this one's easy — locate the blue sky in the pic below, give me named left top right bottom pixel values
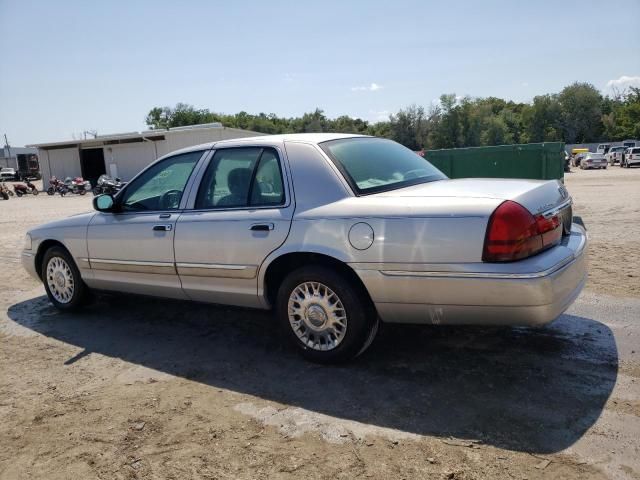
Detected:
left=1, top=0, right=639, bottom=146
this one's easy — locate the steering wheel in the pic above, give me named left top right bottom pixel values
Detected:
left=159, top=189, right=182, bottom=210
left=404, top=169, right=428, bottom=180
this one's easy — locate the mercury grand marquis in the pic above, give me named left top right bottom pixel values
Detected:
left=22, top=134, right=587, bottom=363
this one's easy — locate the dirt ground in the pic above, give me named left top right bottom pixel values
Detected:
left=0, top=168, right=639, bottom=480
left=566, top=167, right=640, bottom=298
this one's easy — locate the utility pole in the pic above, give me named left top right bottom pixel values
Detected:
left=3, top=134, right=17, bottom=171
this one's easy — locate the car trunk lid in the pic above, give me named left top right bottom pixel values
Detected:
left=374, top=178, right=570, bottom=216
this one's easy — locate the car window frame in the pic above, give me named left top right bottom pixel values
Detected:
left=112, top=150, right=208, bottom=215
left=189, top=145, right=289, bottom=212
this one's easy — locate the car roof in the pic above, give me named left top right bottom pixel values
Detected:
left=168, top=133, right=369, bottom=156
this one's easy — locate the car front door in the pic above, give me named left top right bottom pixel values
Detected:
left=85, top=150, right=206, bottom=298
left=174, top=145, right=293, bottom=307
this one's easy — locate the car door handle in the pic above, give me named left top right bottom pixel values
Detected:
left=250, top=223, right=274, bottom=231
left=153, top=224, right=173, bottom=231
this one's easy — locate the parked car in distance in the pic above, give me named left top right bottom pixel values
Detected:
left=606, top=146, right=626, bottom=165
left=572, top=152, right=588, bottom=167
left=622, top=139, right=639, bottom=150
left=0, top=167, right=17, bottom=181
left=596, top=144, right=611, bottom=154
left=622, top=147, right=640, bottom=168
left=21, top=134, right=587, bottom=363
left=580, top=152, right=607, bottom=169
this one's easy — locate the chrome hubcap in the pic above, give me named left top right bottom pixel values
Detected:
left=288, top=281, right=347, bottom=351
left=46, top=257, right=74, bottom=304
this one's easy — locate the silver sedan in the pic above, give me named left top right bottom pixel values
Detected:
left=22, top=134, right=587, bottom=363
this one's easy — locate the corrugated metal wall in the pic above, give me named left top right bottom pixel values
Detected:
left=39, top=147, right=82, bottom=182
left=102, top=142, right=157, bottom=181
left=424, top=142, right=565, bottom=180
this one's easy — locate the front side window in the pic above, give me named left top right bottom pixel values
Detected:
left=195, top=147, right=285, bottom=209
left=320, top=137, right=446, bottom=195
left=120, top=151, right=203, bottom=211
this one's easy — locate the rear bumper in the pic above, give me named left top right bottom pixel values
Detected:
left=352, top=224, right=588, bottom=326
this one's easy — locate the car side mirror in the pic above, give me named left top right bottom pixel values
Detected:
left=93, top=194, right=115, bottom=212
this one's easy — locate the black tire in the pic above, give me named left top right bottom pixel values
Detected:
left=32, top=189, right=39, bottom=196
left=1, top=191, right=8, bottom=200
left=15, top=191, right=23, bottom=197
left=41, top=246, right=90, bottom=311
left=47, top=187, right=55, bottom=195
left=276, top=265, right=379, bottom=364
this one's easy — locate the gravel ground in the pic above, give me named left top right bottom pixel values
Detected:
left=0, top=168, right=638, bottom=480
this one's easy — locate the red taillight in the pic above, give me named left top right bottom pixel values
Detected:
left=483, top=200, right=562, bottom=262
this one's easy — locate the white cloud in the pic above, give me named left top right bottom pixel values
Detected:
left=605, top=75, right=640, bottom=92
left=351, top=82, right=383, bottom=92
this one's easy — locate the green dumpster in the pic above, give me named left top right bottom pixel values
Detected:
left=423, top=142, right=565, bottom=180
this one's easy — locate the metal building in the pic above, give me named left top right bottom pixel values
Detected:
left=29, top=123, right=263, bottom=185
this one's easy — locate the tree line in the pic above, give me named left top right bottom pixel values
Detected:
left=146, top=82, right=640, bottom=151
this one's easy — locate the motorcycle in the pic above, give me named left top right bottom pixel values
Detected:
left=0, top=182, right=11, bottom=200
left=47, top=176, right=65, bottom=196
left=64, top=176, right=91, bottom=195
left=13, top=179, right=40, bottom=197
left=92, top=174, right=125, bottom=196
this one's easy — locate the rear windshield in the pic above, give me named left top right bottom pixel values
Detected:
left=588, top=154, right=605, bottom=159
left=320, top=137, right=446, bottom=195
left=611, top=147, right=625, bottom=152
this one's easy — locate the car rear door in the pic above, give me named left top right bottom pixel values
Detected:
left=86, top=150, right=206, bottom=298
left=174, top=145, right=294, bottom=307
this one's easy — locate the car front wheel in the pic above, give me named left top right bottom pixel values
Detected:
left=277, top=266, right=379, bottom=363
left=42, top=246, right=89, bottom=310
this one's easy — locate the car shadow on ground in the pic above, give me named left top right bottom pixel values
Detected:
left=8, top=293, right=618, bottom=454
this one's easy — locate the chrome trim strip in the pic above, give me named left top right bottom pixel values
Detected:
left=381, top=256, right=575, bottom=280
left=21, top=252, right=34, bottom=257
left=176, top=263, right=257, bottom=279
left=77, top=257, right=91, bottom=269
left=540, top=198, right=572, bottom=219
left=176, top=262, right=247, bottom=270
left=89, top=258, right=176, bottom=274
left=91, top=259, right=174, bottom=267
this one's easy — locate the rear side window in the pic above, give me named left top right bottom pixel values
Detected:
left=195, top=147, right=285, bottom=209
left=632, top=148, right=640, bottom=154
left=320, top=137, right=446, bottom=195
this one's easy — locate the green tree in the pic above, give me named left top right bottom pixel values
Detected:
left=557, top=82, right=603, bottom=143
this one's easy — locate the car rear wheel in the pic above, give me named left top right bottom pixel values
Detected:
left=42, top=246, right=90, bottom=310
left=276, top=265, right=379, bottom=364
